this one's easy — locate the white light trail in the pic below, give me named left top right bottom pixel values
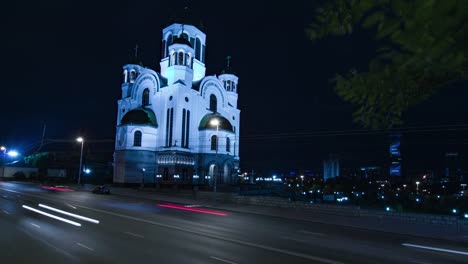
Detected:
left=65, top=204, right=77, bottom=209
left=22, top=205, right=81, bottom=227
left=77, top=243, right=94, bottom=251
left=38, top=204, right=99, bottom=224
left=402, top=243, right=468, bottom=256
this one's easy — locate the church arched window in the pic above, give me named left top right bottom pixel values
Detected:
left=211, top=135, right=218, bottom=151
left=130, top=70, right=136, bottom=82
left=209, top=94, right=217, bottom=112
left=162, top=40, right=166, bottom=58
left=171, top=52, right=176, bottom=66
left=142, top=88, right=149, bottom=106
left=178, top=52, right=184, bottom=65
left=185, top=53, right=190, bottom=67
left=166, top=34, right=173, bottom=57
left=134, top=131, right=142, bottom=147
left=195, top=38, right=201, bottom=60
left=181, top=33, right=188, bottom=40
left=226, top=80, right=231, bottom=91
left=226, top=137, right=231, bottom=152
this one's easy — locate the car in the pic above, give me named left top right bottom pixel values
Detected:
left=92, top=185, right=110, bottom=194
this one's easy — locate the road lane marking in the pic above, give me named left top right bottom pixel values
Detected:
left=39, top=204, right=99, bottom=224
left=2, top=195, right=7, bottom=198
left=31, top=223, right=41, bottom=228
left=299, top=230, right=325, bottom=236
left=410, top=260, right=431, bottom=264
left=20, top=228, right=78, bottom=262
left=210, top=256, right=238, bottom=264
left=124, top=232, right=144, bottom=238
left=74, top=204, right=343, bottom=264
left=2, top=210, right=10, bottom=214
left=402, top=243, right=468, bottom=256
left=22, top=205, right=82, bottom=227
left=77, top=243, right=94, bottom=251
left=66, top=204, right=77, bottom=209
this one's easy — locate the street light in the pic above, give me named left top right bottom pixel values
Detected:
left=76, top=137, right=84, bottom=185
left=210, top=118, right=220, bottom=206
left=416, top=181, right=420, bottom=194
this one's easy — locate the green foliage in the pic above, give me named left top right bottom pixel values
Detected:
left=306, top=0, right=468, bottom=128
left=24, top=152, right=50, bottom=168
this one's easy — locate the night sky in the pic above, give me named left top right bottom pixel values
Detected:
left=2, top=0, right=467, bottom=174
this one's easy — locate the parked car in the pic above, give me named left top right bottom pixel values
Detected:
left=92, top=185, right=110, bottom=194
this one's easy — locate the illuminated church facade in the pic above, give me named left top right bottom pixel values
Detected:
left=113, top=22, right=240, bottom=185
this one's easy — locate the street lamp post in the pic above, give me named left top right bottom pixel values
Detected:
left=416, top=181, right=420, bottom=194
left=1, top=146, right=6, bottom=164
left=76, top=137, right=84, bottom=185
left=210, top=118, right=220, bottom=206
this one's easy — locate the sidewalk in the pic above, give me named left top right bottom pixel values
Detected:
left=77, top=184, right=468, bottom=243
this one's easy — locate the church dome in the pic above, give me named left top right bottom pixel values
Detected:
left=121, top=108, right=158, bottom=127
left=198, top=113, right=233, bottom=132
left=172, top=36, right=192, bottom=47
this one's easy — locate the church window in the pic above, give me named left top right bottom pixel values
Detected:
left=133, top=131, right=142, bottom=147
left=167, top=34, right=173, bottom=46
left=209, top=94, right=217, bottom=112
left=195, top=38, right=201, bottom=60
left=190, top=37, right=195, bottom=47
left=162, top=40, right=166, bottom=57
left=185, top=53, right=190, bottom=67
left=181, top=33, right=188, bottom=40
left=169, top=108, right=174, bottom=146
left=130, top=71, right=136, bottom=82
left=223, top=80, right=226, bottom=89
left=211, top=135, right=218, bottom=151
left=202, top=45, right=206, bottom=63
left=185, top=97, right=189, bottom=102
left=181, top=109, right=186, bottom=148
left=178, top=52, right=184, bottom=65
left=171, top=52, right=176, bottom=66
left=227, top=80, right=231, bottom=91
left=142, top=88, right=150, bottom=105
left=226, top=137, right=231, bottom=152
left=185, top=110, right=190, bottom=148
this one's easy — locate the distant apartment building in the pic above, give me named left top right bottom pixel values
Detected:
left=389, top=134, right=402, bottom=177
left=324, top=155, right=340, bottom=181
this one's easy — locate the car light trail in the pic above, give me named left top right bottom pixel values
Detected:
left=40, top=186, right=74, bottom=192
left=157, top=204, right=229, bottom=216
left=39, top=204, right=99, bottom=224
left=22, top=205, right=81, bottom=227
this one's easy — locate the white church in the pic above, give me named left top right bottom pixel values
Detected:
left=113, top=21, right=240, bottom=186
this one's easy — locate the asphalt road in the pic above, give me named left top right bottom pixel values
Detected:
left=1, top=182, right=467, bottom=264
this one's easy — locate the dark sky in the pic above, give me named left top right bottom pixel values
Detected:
left=2, top=0, right=467, bottom=174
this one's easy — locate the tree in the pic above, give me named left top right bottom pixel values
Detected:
left=306, top=0, right=468, bottom=128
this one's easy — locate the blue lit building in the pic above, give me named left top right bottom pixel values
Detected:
left=389, top=134, right=401, bottom=177
left=113, top=20, right=240, bottom=185
left=324, top=155, right=340, bottom=181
